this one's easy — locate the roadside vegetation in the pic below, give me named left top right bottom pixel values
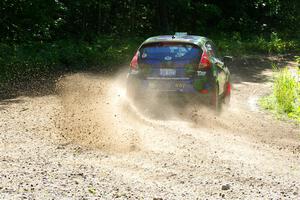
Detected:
left=0, top=0, right=299, bottom=92
left=1, top=33, right=299, bottom=88
left=260, top=58, right=300, bottom=123
left=0, top=37, right=142, bottom=87
left=214, top=32, right=299, bottom=56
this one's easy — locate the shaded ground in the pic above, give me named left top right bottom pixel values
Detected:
left=0, top=55, right=299, bottom=199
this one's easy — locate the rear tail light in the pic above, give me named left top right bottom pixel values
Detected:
left=199, top=51, right=211, bottom=69
left=199, top=89, right=209, bottom=94
left=130, top=51, right=139, bottom=71
left=199, top=83, right=210, bottom=94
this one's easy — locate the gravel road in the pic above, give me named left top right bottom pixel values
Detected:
left=0, top=55, right=299, bottom=199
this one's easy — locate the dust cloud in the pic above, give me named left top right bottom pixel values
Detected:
left=54, top=71, right=227, bottom=152
left=55, top=72, right=139, bottom=152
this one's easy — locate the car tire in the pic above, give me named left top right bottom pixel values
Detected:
left=210, top=82, right=222, bottom=113
left=223, top=81, right=231, bottom=106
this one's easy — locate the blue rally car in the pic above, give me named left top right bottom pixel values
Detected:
left=127, top=33, right=232, bottom=111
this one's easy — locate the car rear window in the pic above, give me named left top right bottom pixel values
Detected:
left=139, top=42, right=202, bottom=63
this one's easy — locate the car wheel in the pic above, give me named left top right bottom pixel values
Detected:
left=223, top=81, right=231, bottom=106
left=210, top=82, right=222, bottom=112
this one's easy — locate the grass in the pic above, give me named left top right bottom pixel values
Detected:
left=260, top=63, right=300, bottom=123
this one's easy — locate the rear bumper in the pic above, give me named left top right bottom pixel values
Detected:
left=143, top=77, right=197, bottom=93
left=127, top=73, right=213, bottom=94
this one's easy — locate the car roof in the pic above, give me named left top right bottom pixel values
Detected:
left=141, top=35, right=209, bottom=47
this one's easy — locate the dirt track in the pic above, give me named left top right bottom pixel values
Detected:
left=0, top=55, right=299, bottom=199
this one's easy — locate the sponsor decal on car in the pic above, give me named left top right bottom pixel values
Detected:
left=164, top=56, right=172, bottom=61
left=160, top=68, right=176, bottom=76
left=197, top=71, right=206, bottom=76
left=175, top=82, right=185, bottom=89
left=142, top=53, right=147, bottom=58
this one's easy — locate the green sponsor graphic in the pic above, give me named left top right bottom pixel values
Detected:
left=184, top=65, right=195, bottom=76
left=193, top=77, right=207, bottom=90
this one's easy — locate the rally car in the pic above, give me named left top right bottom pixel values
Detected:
left=127, top=33, right=232, bottom=111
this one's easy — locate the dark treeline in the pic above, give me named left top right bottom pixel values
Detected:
left=1, top=0, right=299, bottom=42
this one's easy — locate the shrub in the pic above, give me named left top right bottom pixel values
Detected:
left=0, top=36, right=142, bottom=87
left=268, top=32, right=296, bottom=53
left=260, top=66, right=300, bottom=122
left=274, top=68, right=298, bottom=113
left=214, top=32, right=299, bottom=56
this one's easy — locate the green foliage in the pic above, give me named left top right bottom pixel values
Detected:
left=0, top=0, right=299, bottom=95
left=1, top=32, right=298, bottom=88
left=214, top=32, right=299, bottom=56
left=0, top=0, right=299, bottom=41
left=267, top=32, right=296, bottom=52
left=260, top=66, right=300, bottom=123
left=274, top=68, right=298, bottom=113
left=295, top=56, right=300, bottom=67
left=0, top=36, right=142, bottom=86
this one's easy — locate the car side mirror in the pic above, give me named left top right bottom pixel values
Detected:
left=223, top=56, right=233, bottom=64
